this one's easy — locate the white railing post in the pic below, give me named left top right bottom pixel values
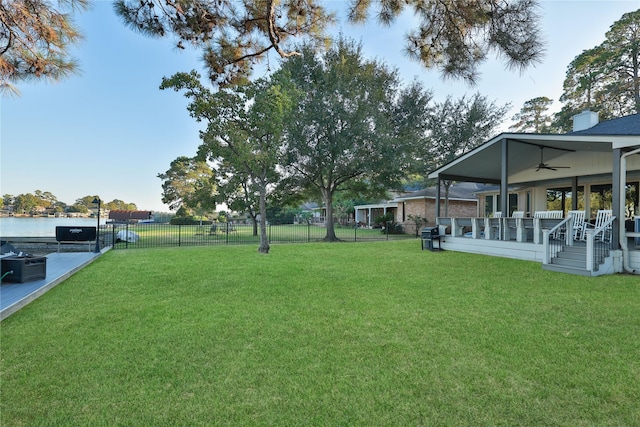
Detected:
left=471, top=218, right=481, bottom=239
left=585, top=230, right=594, bottom=272
left=534, top=218, right=542, bottom=244
left=543, top=229, right=551, bottom=264
left=516, top=218, right=525, bottom=242
left=566, top=216, right=574, bottom=246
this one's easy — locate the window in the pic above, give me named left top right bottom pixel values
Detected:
left=485, top=195, right=493, bottom=216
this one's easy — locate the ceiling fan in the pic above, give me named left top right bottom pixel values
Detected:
left=535, top=146, right=570, bottom=171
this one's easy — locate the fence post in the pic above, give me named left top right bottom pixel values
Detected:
left=178, top=224, right=181, bottom=247
left=226, top=223, right=229, bottom=245
left=354, top=224, right=357, bottom=242
left=308, top=222, right=310, bottom=242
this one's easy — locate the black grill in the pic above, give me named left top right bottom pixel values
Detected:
left=421, top=227, right=442, bottom=251
left=421, top=227, right=439, bottom=239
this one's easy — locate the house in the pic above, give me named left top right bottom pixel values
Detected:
left=427, top=111, right=640, bottom=276
left=108, top=210, right=154, bottom=223
left=392, top=182, right=490, bottom=235
left=354, top=200, right=398, bottom=228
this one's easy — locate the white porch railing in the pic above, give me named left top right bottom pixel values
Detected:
left=584, top=216, right=615, bottom=272
left=438, top=215, right=617, bottom=274
left=542, top=216, right=574, bottom=264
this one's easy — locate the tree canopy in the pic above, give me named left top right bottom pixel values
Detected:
left=115, top=0, right=544, bottom=86
left=0, top=0, right=89, bottom=95
left=278, top=38, right=432, bottom=241
left=419, top=93, right=509, bottom=214
left=556, top=9, right=640, bottom=129
left=157, top=155, right=216, bottom=212
left=510, top=96, right=554, bottom=133
left=160, top=71, right=296, bottom=253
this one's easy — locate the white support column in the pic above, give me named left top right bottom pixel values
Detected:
left=516, top=218, right=526, bottom=242
left=584, top=183, right=591, bottom=219
left=471, top=218, right=481, bottom=239
left=566, top=216, right=574, bottom=247
left=586, top=230, right=595, bottom=272
left=543, top=229, right=551, bottom=264
left=533, top=218, right=542, bottom=244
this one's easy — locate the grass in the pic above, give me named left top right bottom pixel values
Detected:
left=1, top=240, right=639, bottom=426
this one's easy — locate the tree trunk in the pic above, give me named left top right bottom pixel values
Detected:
left=443, top=180, right=452, bottom=217
left=322, top=188, right=338, bottom=241
left=258, top=185, right=270, bottom=253
left=250, top=213, right=258, bottom=236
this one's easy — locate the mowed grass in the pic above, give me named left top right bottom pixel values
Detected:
left=1, top=240, right=639, bottom=426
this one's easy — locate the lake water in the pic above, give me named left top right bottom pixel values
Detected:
left=0, top=217, right=108, bottom=237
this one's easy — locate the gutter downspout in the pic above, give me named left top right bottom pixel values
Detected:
left=620, top=147, right=640, bottom=275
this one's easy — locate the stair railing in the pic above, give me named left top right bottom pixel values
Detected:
left=585, top=216, right=615, bottom=272
left=542, top=216, right=574, bottom=264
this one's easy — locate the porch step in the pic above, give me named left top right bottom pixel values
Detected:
left=552, top=245, right=587, bottom=269
left=551, top=258, right=587, bottom=269
left=546, top=243, right=607, bottom=275
left=542, top=263, right=594, bottom=277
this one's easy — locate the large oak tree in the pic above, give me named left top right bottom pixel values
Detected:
left=278, top=38, right=431, bottom=241
left=161, top=71, right=296, bottom=253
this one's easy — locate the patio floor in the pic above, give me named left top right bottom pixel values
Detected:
left=1, top=250, right=105, bottom=321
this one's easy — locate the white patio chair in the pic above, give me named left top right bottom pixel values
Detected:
left=548, top=210, right=563, bottom=218
left=534, top=211, right=548, bottom=218
left=583, top=209, right=613, bottom=242
left=567, top=210, right=586, bottom=240
left=512, top=211, right=524, bottom=218
left=493, top=212, right=503, bottom=218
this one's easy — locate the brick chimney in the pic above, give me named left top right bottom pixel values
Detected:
left=572, top=110, right=599, bottom=131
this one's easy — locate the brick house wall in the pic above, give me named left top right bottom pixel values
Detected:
left=397, top=198, right=478, bottom=235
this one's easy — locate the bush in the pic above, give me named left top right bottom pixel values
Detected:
left=169, top=216, right=213, bottom=225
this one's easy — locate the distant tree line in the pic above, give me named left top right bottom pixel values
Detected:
left=1, top=192, right=137, bottom=215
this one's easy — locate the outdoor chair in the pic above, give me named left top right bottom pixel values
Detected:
left=567, top=210, right=586, bottom=240
left=511, top=211, right=524, bottom=218
left=493, top=212, right=503, bottom=218
left=583, top=209, right=613, bottom=242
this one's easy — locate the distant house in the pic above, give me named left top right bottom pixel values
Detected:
left=393, top=182, right=489, bottom=234
left=108, top=210, right=154, bottom=223
left=353, top=200, right=398, bottom=228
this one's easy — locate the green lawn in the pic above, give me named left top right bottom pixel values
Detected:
left=1, top=241, right=639, bottom=426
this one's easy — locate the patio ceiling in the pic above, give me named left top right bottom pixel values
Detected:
left=427, top=133, right=618, bottom=184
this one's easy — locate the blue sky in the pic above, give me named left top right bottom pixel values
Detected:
left=1, top=1, right=638, bottom=212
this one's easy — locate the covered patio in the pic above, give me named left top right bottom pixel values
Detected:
left=427, top=111, right=640, bottom=276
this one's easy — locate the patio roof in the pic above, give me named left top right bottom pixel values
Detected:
left=426, top=133, right=633, bottom=183
left=426, top=113, right=640, bottom=251
left=427, top=114, right=640, bottom=183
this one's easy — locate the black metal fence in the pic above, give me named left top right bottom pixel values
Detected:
left=105, top=222, right=414, bottom=250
